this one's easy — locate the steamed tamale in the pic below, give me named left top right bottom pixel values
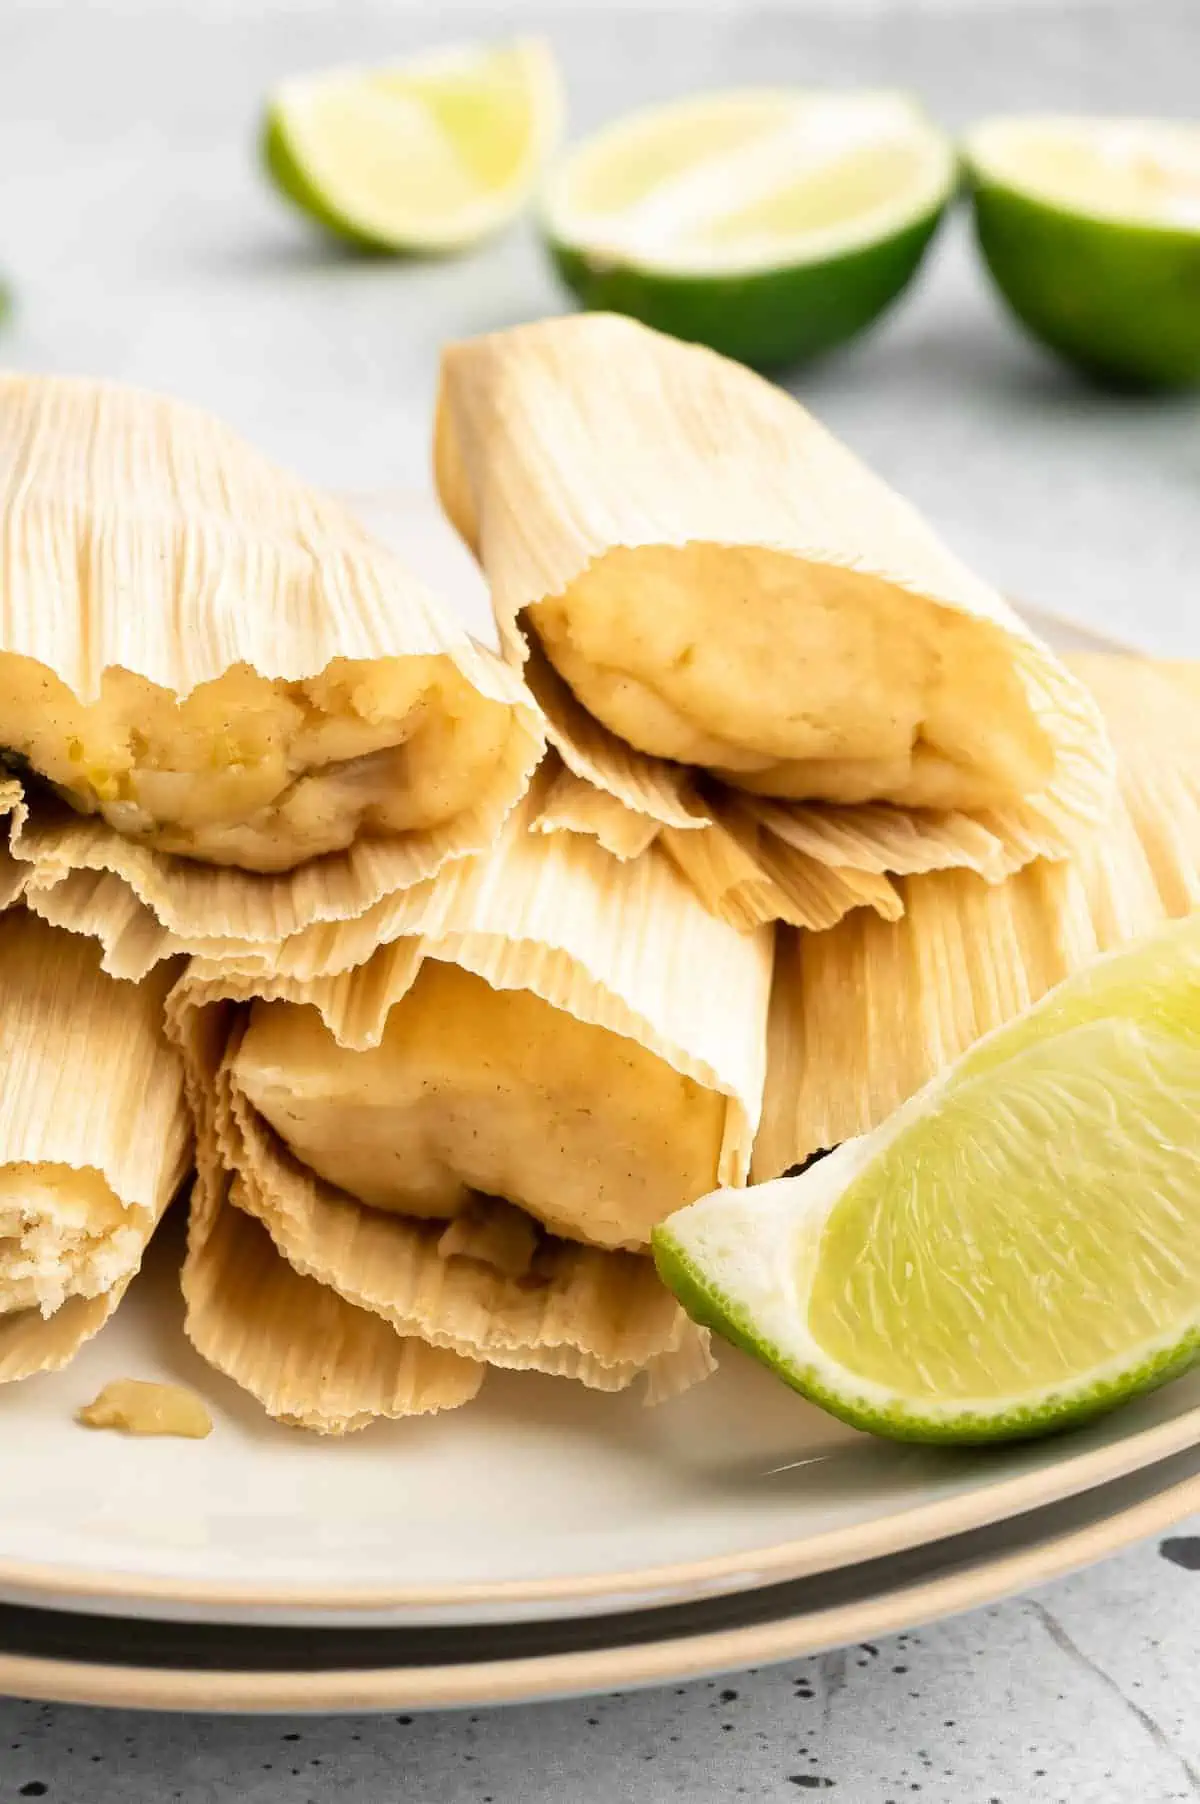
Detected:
left=0, top=375, right=542, bottom=967
left=236, top=961, right=728, bottom=1250
left=755, top=654, right=1200, bottom=1179
left=0, top=909, right=191, bottom=1382
left=167, top=785, right=772, bottom=1429
left=435, top=314, right=1114, bottom=928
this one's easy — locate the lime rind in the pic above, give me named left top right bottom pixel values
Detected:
left=969, top=177, right=1200, bottom=388
left=547, top=205, right=948, bottom=370
left=964, top=116, right=1200, bottom=387
left=540, top=91, right=957, bottom=369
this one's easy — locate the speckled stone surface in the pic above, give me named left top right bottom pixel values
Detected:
left=2, top=1528, right=1200, bottom=1799
left=2, top=0, right=1200, bottom=1796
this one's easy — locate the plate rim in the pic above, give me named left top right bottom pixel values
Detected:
left=2, top=1460, right=1195, bottom=1713
left=3, top=1376, right=1200, bottom=1620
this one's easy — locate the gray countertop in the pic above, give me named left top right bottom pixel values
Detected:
left=1, top=0, right=1198, bottom=654
left=2, top=0, right=1200, bottom=1797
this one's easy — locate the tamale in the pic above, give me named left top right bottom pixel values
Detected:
left=0, top=909, right=191, bottom=1382
left=0, top=375, right=542, bottom=965
left=435, top=313, right=1114, bottom=928
left=236, top=963, right=729, bottom=1250
left=168, top=786, right=771, bottom=1428
left=755, top=654, right=1200, bottom=1178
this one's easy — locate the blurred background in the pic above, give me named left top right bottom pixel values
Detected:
left=0, top=0, right=1195, bottom=651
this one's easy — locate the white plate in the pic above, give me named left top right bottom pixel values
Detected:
left=2, top=1442, right=1196, bottom=1714
left=0, top=494, right=1164, bottom=1633
left=3, top=1222, right=1200, bottom=1628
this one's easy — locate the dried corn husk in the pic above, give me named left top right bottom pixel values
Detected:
left=0, top=909, right=192, bottom=1382
left=661, top=801, right=904, bottom=933
left=167, top=784, right=765, bottom=1428
left=185, top=1187, right=485, bottom=1435
left=435, top=314, right=1114, bottom=928
left=167, top=976, right=483, bottom=1435
left=0, top=375, right=543, bottom=974
left=755, top=654, right=1200, bottom=1178
left=530, top=753, right=664, bottom=861
left=192, top=777, right=774, bottom=1157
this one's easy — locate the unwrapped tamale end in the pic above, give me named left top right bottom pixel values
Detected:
left=0, top=908, right=191, bottom=1380
left=0, top=372, right=544, bottom=970
left=434, top=314, right=1114, bottom=913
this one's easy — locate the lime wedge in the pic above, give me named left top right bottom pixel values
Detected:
left=540, top=90, right=956, bottom=368
left=263, top=39, right=563, bottom=252
left=965, top=115, right=1200, bottom=387
left=654, top=914, right=1200, bottom=1444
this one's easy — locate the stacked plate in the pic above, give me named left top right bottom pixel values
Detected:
left=1, top=1226, right=1199, bottom=1712
left=2, top=497, right=1196, bottom=1714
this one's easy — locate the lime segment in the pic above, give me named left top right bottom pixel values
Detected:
left=654, top=913, right=1200, bottom=1443
left=263, top=39, right=563, bottom=252
left=541, top=90, right=956, bottom=368
left=965, top=115, right=1200, bottom=386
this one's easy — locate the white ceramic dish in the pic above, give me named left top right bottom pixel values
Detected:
left=3, top=1218, right=1199, bottom=1629
left=0, top=494, right=1165, bottom=1637
left=1, top=1441, right=1196, bottom=1713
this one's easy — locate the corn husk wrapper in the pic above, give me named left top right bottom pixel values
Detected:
left=183, top=1180, right=486, bottom=1435
left=754, top=654, right=1200, bottom=1179
left=659, top=803, right=906, bottom=934
left=0, top=375, right=543, bottom=977
left=436, top=315, right=1115, bottom=930
left=0, top=909, right=192, bottom=1383
left=530, top=753, right=664, bottom=862
left=165, top=980, right=483, bottom=1435
left=167, top=785, right=768, bottom=1429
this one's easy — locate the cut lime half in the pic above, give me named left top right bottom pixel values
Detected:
left=655, top=913, right=1200, bottom=1444
left=540, top=89, right=957, bottom=368
left=965, top=115, right=1200, bottom=387
left=263, top=39, right=563, bottom=253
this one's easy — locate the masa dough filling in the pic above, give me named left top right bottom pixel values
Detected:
left=0, top=1162, right=139, bottom=1319
left=528, top=542, right=1055, bottom=809
left=234, top=959, right=728, bottom=1252
left=77, top=1378, right=213, bottom=1438
left=0, top=652, right=517, bottom=872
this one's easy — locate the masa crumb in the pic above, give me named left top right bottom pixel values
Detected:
left=76, top=1379, right=213, bottom=1439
